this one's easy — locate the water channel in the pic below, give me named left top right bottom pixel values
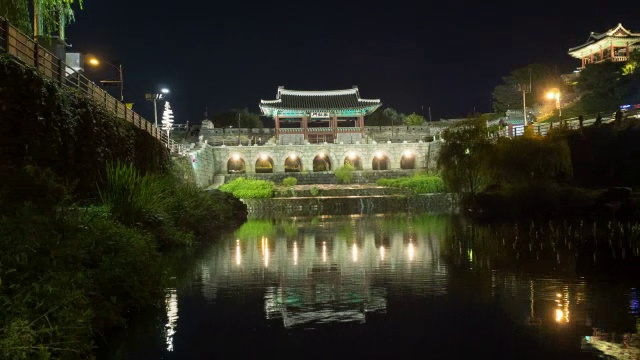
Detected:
left=99, top=213, right=640, bottom=359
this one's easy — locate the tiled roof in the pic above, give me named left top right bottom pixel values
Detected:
left=569, top=23, right=640, bottom=53
left=260, top=86, right=380, bottom=111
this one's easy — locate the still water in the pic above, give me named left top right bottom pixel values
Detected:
left=100, top=214, right=640, bottom=360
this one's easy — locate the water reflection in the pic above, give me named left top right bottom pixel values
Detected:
left=164, top=288, right=178, bottom=352
left=197, top=214, right=449, bottom=328
left=138, top=214, right=640, bottom=359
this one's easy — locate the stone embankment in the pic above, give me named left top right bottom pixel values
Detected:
left=241, top=184, right=459, bottom=218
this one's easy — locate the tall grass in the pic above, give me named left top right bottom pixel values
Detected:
left=219, top=177, right=275, bottom=198
left=99, top=161, right=172, bottom=226
left=376, top=174, right=446, bottom=193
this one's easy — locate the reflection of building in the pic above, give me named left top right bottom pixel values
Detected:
left=196, top=216, right=447, bottom=328
left=568, top=23, right=640, bottom=69
left=264, top=284, right=387, bottom=328
left=259, top=86, right=382, bottom=145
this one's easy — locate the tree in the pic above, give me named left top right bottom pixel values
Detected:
left=365, top=108, right=390, bottom=126
left=0, top=0, right=31, bottom=34
left=383, top=108, right=405, bottom=128
left=1, top=1, right=84, bottom=38
left=403, top=112, right=425, bottom=126
left=575, top=62, right=624, bottom=113
left=491, top=64, right=562, bottom=114
left=162, top=101, right=174, bottom=136
left=437, top=117, right=493, bottom=194
left=213, top=109, right=263, bottom=129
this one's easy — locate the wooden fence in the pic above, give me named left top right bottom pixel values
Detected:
left=0, top=17, right=187, bottom=155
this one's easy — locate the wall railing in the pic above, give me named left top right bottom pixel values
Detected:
left=0, top=17, right=187, bottom=156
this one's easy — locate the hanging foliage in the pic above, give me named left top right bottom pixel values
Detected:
left=36, top=0, right=84, bottom=36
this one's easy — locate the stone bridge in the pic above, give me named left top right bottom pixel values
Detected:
left=188, top=140, right=443, bottom=187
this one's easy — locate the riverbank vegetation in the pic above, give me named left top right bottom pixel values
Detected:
left=438, top=117, right=640, bottom=222
left=376, top=173, right=446, bottom=193
left=0, top=162, right=246, bottom=359
left=0, top=56, right=246, bottom=359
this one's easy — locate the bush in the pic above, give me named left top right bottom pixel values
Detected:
left=335, top=164, right=355, bottom=184
left=310, top=186, right=320, bottom=196
left=219, top=177, right=275, bottom=199
left=376, top=174, right=446, bottom=193
left=282, top=177, right=298, bottom=187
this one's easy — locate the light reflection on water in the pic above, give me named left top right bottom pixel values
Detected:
left=149, top=214, right=640, bottom=358
left=198, top=215, right=448, bottom=328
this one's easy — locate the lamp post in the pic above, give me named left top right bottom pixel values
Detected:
left=87, top=57, right=124, bottom=102
left=546, top=89, right=562, bottom=123
left=145, top=88, right=170, bottom=128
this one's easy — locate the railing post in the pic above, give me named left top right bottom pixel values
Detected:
left=57, top=58, right=64, bottom=85
left=33, top=41, right=39, bottom=70
left=2, top=19, right=10, bottom=52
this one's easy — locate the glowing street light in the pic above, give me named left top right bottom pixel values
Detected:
left=546, top=89, right=562, bottom=122
left=145, top=88, right=170, bottom=128
left=87, top=56, right=124, bottom=102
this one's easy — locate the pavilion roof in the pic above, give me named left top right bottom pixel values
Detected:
left=259, top=86, right=381, bottom=113
left=568, top=23, right=640, bottom=53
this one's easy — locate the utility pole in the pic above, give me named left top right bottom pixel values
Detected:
left=517, top=68, right=532, bottom=125
left=237, top=112, right=241, bottom=145
left=428, top=106, right=432, bottom=122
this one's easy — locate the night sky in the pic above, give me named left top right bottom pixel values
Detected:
left=64, top=1, right=637, bottom=124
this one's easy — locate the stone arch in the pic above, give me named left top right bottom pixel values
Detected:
left=284, top=152, right=303, bottom=172
left=370, top=150, right=392, bottom=170
left=400, top=149, right=422, bottom=169
left=342, top=150, right=363, bottom=170
left=255, top=152, right=274, bottom=173
left=313, top=151, right=332, bottom=172
left=227, top=153, right=246, bottom=174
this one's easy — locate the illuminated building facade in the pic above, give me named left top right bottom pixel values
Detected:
left=259, top=86, right=382, bottom=145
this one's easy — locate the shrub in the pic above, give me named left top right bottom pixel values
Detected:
left=376, top=174, right=446, bottom=193
left=335, top=164, right=355, bottom=184
left=282, top=177, right=298, bottom=187
left=219, top=177, right=275, bottom=199
left=310, top=186, right=320, bottom=196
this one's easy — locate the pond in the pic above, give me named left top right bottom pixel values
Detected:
left=98, top=214, right=640, bottom=360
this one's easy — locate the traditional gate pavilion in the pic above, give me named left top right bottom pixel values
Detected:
left=568, top=23, right=640, bottom=68
left=259, top=86, right=382, bottom=145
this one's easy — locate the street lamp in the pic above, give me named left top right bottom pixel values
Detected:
left=546, top=89, right=562, bottom=123
left=87, top=57, right=124, bottom=102
left=145, top=88, right=170, bottom=128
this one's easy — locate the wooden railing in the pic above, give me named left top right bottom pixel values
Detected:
left=0, top=17, right=187, bottom=155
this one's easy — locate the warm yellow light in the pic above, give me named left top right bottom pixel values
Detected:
left=318, top=153, right=325, bottom=158
left=403, top=150, right=413, bottom=158
left=380, top=246, right=385, bottom=260
left=408, top=242, right=415, bottom=261
left=293, top=241, right=298, bottom=266
left=555, top=309, right=564, bottom=322
left=235, top=239, right=241, bottom=266
left=264, top=238, right=269, bottom=267
left=88, top=58, right=100, bottom=66
left=375, top=151, right=383, bottom=158
left=260, top=153, right=268, bottom=160
left=322, top=241, right=327, bottom=262
left=232, top=153, right=240, bottom=161
left=352, top=243, right=358, bottom=262
left=348, top=152, right=356, bottom=159
left=290, top=154, right=297, bottom=160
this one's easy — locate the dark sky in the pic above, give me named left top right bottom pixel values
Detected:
left=65, top=1, right=637, bottom=124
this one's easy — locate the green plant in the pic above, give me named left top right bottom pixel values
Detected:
left=98, top=161, right=171, bottom=226
left=219, top=177, right=275, bottom=199
left=282, top=177, right=298, bottom=187
left=376, top=174, right=446, bottom=193
left=335, top=164, right=355, bottom=184
left=310, top=186, right=320, bottom=196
